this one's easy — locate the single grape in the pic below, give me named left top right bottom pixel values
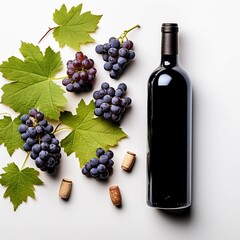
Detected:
left=35, top=112, right=44, bottom=121
left=51, top=138, right=59, bottom=145
left=115, top=88, right=124, bottom=97
left=26, top=127, right=37, bottom=138
left=101, top=82, right=110, bottom=90
left=111, top=114, right=121, bottom=122
left=93, top=90, right=101, bottom=100
left=90, top=158, right=99, bottom=167
left=75, top=51, right=85, bottom=61
left=35, top=157, right=44, bottom=168
left=104, top=62, right=112, bottom=71
left=100, top=103, right=110, bottom=112
left=112, top=63, right=122, bottom=73
left=73, top=82, right=81, bottom=92
left=117, top=57, right=127, bottom=66
left=105, top=150, right=114, bottom=159
left=32, top=144, right=41, bottom=154
left=107, top=87, right=115, bottom=97
left=18, top=124, right=28, bottom=133
left=128, top=50, right=135, bottom=59
left=26, top=137, right=37, bottom=146
left=82, top=167, right=90, bottom=176
left=41, top=134, right=52, bottom=143
left=95, top=44, right=104, bottom=54
left=119, top=48, right=129, bottom=57
left=99, top=154, right=109, bottom=165
left=110, top=39, right=120, bottom=48
left=90, top=168, right=99, bottom=178
left=112, top=96, right=121, bottom=105
left=125, top=96, right=132, bottom=106
left=96, top=148, right=105, bottom=158
left=30, top=151, right=38, bottom=160
left=72, top=72, right=80, bottom=81
left=26, top=119, right=33, bottom=127
left=29, top=108, right=38, bottom=117
left=41, top=142, right=49, bottom=150
left=85, top=162, right=92, bottom=171
left=99, top=171, right=109, bottom=180
left=36, top=125, right=44, bottom=134
left=21, top=133, right=29, bottom=140
left=111, top=105, right=122, bottom=114
left=79, top=71, right=88, bottom=80
left=23, top=142, right=31, bottom=151
left=66, top=83, right=74, bottom=92
left=20, top=114, right=29, bottom=123
left=45, top=124, right=54, bottom=133
left=39, top=119, right=47, bottom=127
left=103, top=111, right=112, bottom=120
left=46, top=157, right=56, bottom=168
left=109, top=70, right=118, bottom=79
left=103, top=43, right=111, bottom=52
left=102, top=95, right=112, bottom=103
left=102, top=53, right=109, bottom=61
left=108, top=56, right=117, bottom=64
left=97, top=164, right=106, bottom=173
left=94, top=108, right=103, bottom=116
left=108, top=159, right=114, bottom=167
left=118, top=83, right=127, bottom=92
left=122, top=40, right=133, bottom=49
left=108, top=48, right=118, bottom=57
left=39, top=150, right=49, bottom=160
left=88, top=68, right=97, bottom=76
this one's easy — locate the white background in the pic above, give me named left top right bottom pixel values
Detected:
left=0, top=0, right=239, bottom=239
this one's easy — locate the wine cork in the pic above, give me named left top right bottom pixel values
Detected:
left=59, top=178, right=72, bottom=200
left=121, top=151, right=136, bottom=172
left=109, top=185, right=122, bottom=206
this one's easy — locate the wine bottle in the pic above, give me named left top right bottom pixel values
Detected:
left=147, top=23, right=192, bottom=209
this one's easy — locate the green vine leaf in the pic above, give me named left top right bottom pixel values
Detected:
left=52, top=4, right=102, bottom=50
left=0, top=163, right=43, bottom=211
left=0, top=116, right=23, bottom=156
left=0, top=42, right=67, bottom=120
left=60, top=99, right=127, bottom=168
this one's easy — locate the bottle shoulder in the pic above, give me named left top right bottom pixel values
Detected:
left=148, top=65, right=191, bottom=87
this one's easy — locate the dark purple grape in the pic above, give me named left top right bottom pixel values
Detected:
left=110, top=39, right=120, bottom=48
left=104, top=62, right=112, bottom=71
left=95, top=44, right=104, bottom=54
left=96, top=148, right=105, bottom=157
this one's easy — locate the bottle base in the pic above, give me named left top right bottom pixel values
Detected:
left=147, top=201, right=191, bottom=210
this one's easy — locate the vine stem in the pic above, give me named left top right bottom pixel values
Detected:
left=53, top=123, right=72, bottom=134
left=118, top=24, right=140, bottom=43
left=38, top=26, right=58, bottom=44
left=54, top=127, right=72, bottom=133
left=21, top=152, right=30, bottom=170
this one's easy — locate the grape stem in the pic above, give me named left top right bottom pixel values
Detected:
left=21, top=152, right=30, bottom=170
left=38, top=26, right=58, bottom=44
left=53, top=123, right=72, bottom=134
left=118, top=24, right=140, bottom=44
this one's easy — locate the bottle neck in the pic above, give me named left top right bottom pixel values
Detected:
left=160, top=54, right=178, bottom=68
left=160, top=29, right=178, bottom=68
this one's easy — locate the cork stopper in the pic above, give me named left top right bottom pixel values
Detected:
left=109, top=185, right=122, bottom=206
left=59, top=178, right=72, bottom=200
left=121, top=151, right=136, bottom=172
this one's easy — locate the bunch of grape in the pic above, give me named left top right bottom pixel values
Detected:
left=95, top=37, right=135, bottom=79
left=62, top=51, right=97, bottom=93
left=18, top=108, right=61, bottom=174
left=93, top=82, right=132, bottom=122
left=82, top=148, right=114, bottom=180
